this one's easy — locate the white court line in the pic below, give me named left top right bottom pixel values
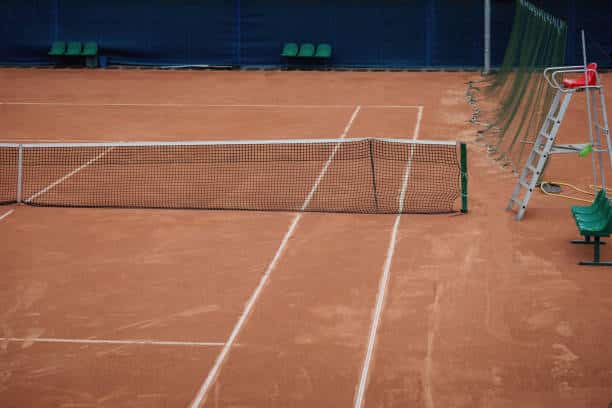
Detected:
left=0, top=101, right=420, bottom=109
left=301, top=106, right=361, bottom=209
left=423, top=285, right=442, bottom=408
left=0, top=139, right=120, bottom=143
left=25, top=147, right=114, bottom=203
left=414, top=106, right=424, bottom=139
left=0, top=337, right=224, bottom=347
left=0, top=209, right=14, bottom=221
left=189, top=105, right=362, bottom=408
left=353, top=108, right=422, bottom=408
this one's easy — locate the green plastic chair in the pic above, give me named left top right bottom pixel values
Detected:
left=575, top=202, right=610, bottom=224
left=297, top=43, right=315, bottom=58
left=576, top=205, right=612, bottom=237
left=315, top=43, right=332, bottom=58
left=571, top=190, right=612, bottom=265
left=572, top=189, right=609, bottom=219
left=81, top=42, right=98, bottom=57
left=48, top=41, right=66, bottom=56
left=281, top=43, right=298, bottom=57
left=65, top=42, right=82, bottom=56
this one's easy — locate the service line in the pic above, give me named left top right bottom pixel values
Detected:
left=0, top=337, right=225, bottom=347
left=189, top=105, right=362, bottom=408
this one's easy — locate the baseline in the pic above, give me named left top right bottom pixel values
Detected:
left=0, top=101, right=421, bottom=109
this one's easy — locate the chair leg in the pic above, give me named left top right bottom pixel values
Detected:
left=579, top=236, right=612, bottom=266
left=571, top=235, right=606, bottom=245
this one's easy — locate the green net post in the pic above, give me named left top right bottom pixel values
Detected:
left=460, top=142, right=468, bottom=213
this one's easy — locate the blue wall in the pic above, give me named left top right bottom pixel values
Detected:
left=0, top=0, right=610, bottom=68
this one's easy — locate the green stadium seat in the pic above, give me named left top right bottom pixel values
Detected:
left=48, top=41, right=66, bottom=56
left=297, top=43, right=315, bottom=58
left=315, top=43, right=332, bottom=58
left=81, top=42, right=98, bottom=57
left=572, top=189, right=608, bottom=218
left=65, top=42, right=82, bottom=56
left=281, top=43, right=299, bottom=57
left=570, top=189, right=612, bottom=265
left=81, top=42, right=99, bottom=68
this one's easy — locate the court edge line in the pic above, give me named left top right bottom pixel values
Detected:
left=353, top=108, right=421, bottom=408
left=189, top=105, right=361, bottom=408
left=423, top=284, right=442, bottom=408
left=0, top=337, right=225, bottom=347
left=25, top=146, right=114, bottom=203
left=1, top=101, right=421, bottom=109
left=0, top=209, right=14, bottom=221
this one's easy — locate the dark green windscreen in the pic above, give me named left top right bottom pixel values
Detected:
left=468, top=0, right=567, bottom=171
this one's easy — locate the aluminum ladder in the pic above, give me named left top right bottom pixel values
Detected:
left=507, top=63, right=611, bottom=221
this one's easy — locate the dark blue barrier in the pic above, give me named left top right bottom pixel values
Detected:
left=240, top=1, right=429, bottom=67
left=0, top=0, right=610, bottom=68
left=58, top=0, right=237, bottom=66
left=0, top=0, right=56, bottom=64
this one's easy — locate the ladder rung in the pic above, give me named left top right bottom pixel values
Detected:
left=519, top=181, right=531, bottom=190
left=547, top=115, right=558, bottom=122
left=526, top=165, right=538, bottom=174
left=538, top=132, right=550, bottom=139
left=534, top=147, right=547, bottom=156
left=539, top=131, right=552, bottom=138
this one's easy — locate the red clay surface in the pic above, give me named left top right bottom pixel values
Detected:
left=0, top=68, right=611, bottom=408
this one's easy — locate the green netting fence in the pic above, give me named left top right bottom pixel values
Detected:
left=467, top=0, right=567, bottom=172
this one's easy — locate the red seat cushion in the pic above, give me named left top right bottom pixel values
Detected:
left=563, top=63, right=598, bottom=89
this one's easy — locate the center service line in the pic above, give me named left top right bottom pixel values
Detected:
left=189, top=105, right=361, bottom=408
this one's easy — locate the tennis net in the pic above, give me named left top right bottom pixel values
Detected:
left=0, top=138, right=467, bottom=214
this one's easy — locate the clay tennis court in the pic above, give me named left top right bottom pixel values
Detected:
left=1, top=68, right=611, bottom=408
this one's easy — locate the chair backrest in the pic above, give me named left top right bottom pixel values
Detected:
left=596, top=190, right=611, bottom=214
left=315, top=44, right=332, bottom=57
left=282, top=43, right=298, bottom=56
left=602, top=204, right=612, bottom=233
left=595, top=188, right=607, bottom=205
left=585, top=62, right=598, bottom=85
left=298, top=43, right=315, bottom=57
left=562, top=62, right=598, bottom=89
left=50, top=41, right=66, bottom=52
left=82, top=42, right=98, bottom=55
left=67, top=42, right=82, bottom=53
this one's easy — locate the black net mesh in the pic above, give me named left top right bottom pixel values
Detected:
left=1, top=139, right=463, bottom=214
left=0, top=146, right=19, bottom=205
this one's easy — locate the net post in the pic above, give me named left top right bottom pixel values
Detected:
left=460, top=142, right=468, bottom=213
left=16, top=144, right=23, bottom=204
left=369, top=139, right=379, bottom=211
left=483, top=0, right=491, bottom=75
